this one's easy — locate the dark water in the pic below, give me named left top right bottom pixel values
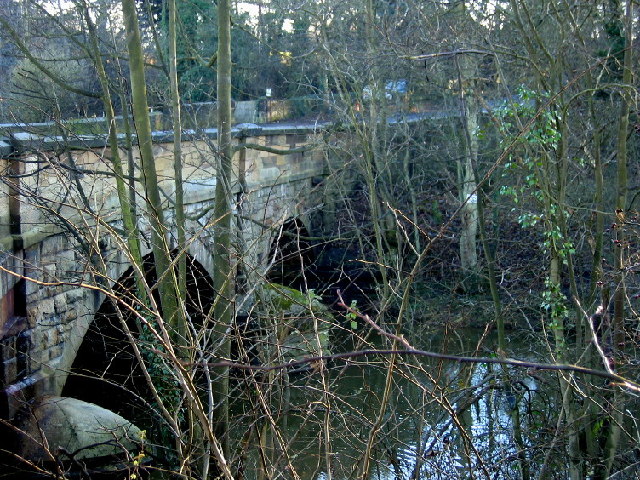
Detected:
left=1, top=327, right=555, bottom=480
left=230, top=327, right=550, bottom=480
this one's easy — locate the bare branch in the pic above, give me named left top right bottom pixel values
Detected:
left=0, top=16, right=100, bottom=99
left=402, top=49, right=495, bottom=61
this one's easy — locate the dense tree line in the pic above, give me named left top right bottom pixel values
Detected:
left=1, top=0, right=639, bottom=478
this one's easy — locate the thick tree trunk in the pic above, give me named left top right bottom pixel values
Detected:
left=121, top=0, right=183, bottom=334
left=597, top=1, right=632, bottom=477
left=456, top=56, right=479, bottom=289
left=82, top=4, right=146, bottom=299
left=168, top=0, right=187, bottom=332
left=213, top=0, right=234, bottom=464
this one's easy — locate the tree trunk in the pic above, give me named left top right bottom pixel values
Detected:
left=456, top=54, right=479, bottom=290
left=213, top=0, right=234, bottom=464
left=82, top=4, right=146, bottom=300
left=168, top=0, right=187, bottom=335
left=121, top=0, right=184, bottom=336
left=597, top=1, right=632, bottom=476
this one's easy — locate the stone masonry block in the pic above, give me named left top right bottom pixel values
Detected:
left=27, top=297, right=55, bottom=325
left=32, top=328, right=49, bottom=353
left=53, top=284, right=66, bottom=296
left=2, top=358, right=17, bottom=385
left=44, top=326, right=60, bottom=348
left=66, top=287, right=85, bottom=303
left=40, top=235, right=65, bottom=256
left=53, top=293, right=66, bottom=314
left=26, top=344, right=45, bottom=371
left=42, top=263, right=56, bottom=282
left=47, top=344, right=64, bottom=361
left=25, top=276, right=40, bottom=300
left=55, top=249, right=76, bottom=276
left=262, top=156, right=277, bottom=169
left=0, top=337, right=16, bottom=362
left=6, top=125, right=326, bottom=405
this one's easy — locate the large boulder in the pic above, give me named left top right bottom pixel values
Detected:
left=16, top=396, right=142, bottom=462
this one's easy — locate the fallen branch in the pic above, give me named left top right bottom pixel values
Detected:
left=199, top=291, right=640, bottom=395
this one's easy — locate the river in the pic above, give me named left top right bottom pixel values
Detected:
left=225, top=326, right=551, bottom=480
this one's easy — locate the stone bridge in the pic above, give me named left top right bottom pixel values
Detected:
left=0, top=122, right=334, bottom=422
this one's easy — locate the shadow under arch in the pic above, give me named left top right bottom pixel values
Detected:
left=266, top=217, right=317, bottom=290
left=61, top=252, right=215, bottom=422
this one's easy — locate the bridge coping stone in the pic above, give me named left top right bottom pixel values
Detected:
left=1, top=123, right=330, bottom=156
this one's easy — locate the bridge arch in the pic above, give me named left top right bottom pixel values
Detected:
left=266, top=217, right=316, bottom=290
left=1, top=124, right=332, bottom=423
left=61, top=252, right=215, bottom=420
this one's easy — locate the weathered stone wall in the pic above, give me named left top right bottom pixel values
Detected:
left=22, top=234, right=96, bottom=406
left=0, top=124, right=328, bottom=420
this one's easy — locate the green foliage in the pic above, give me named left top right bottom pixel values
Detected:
left=541, top=278, right=569, bottom=324
left=8, top=44, right=95, bottom=122
left=180, top=65, right=216, bottom=102
left=262, top=282, right=323, bottom=311
left=543, top=226, right=575, bottom=265
left=138, top=324, right=182, bottom=455
left=256, top=283, right=332, bottom=362
left=128, top=429, right=148, bottom=479
left=496, top=86, right=562, bottom=226
left=495, top=86, right=560, bottom=149
left=346, top=300, right=359, bottom=330
left=139, top=325, right=181, bottom=409
left=496, top=86, right=575, bottom=322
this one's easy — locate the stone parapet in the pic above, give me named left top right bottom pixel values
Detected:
left=1, top=122, right=329, bottom=158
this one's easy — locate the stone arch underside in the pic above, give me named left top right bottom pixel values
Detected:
left=61, top=252, right=215, bottom=423
left=262, top=213, right=373, bottom=307
left=266, top=217, right=317, bottom=290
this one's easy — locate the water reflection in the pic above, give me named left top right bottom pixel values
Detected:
left=233, top=328, right=553, bottom=480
